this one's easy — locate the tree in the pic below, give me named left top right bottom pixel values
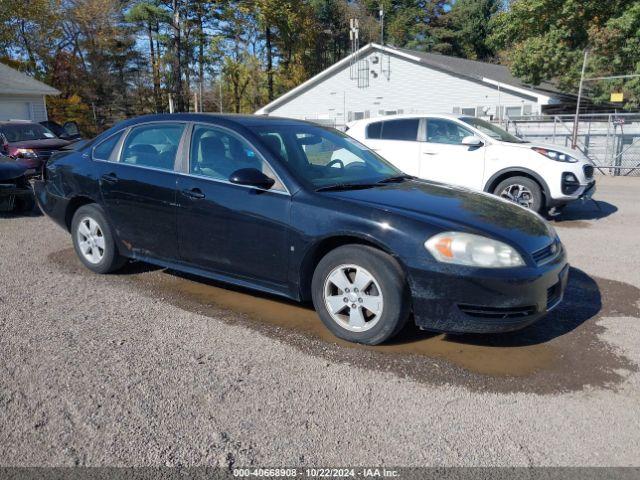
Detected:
left=489, top=0, right=640, bottom=108
left=126, top=1, right=168, bottom=112
left=435, top=0, right=500, bottom=60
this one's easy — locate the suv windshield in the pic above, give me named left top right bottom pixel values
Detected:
left=460, top=117, right=528, bottom=144
left=0, top=123, right=58, bottom=142
left=248, top=124, right=401, bottom=189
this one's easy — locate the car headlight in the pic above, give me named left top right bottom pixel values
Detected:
left=425, top=232, right=525, bottom=268
left=15, top=148, right=38, bottom=159
left=532, top=147, right=578, bottom=163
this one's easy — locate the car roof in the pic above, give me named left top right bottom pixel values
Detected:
left=110, top=113, right=316, bottom=129
left=0, top=120, right=41, bottom=125
left=347, top=113, right=465, bottom=127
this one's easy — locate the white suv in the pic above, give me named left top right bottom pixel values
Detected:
left=343, top=114, right=596, bottom=214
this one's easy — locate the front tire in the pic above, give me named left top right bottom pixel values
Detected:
left=494, top=176, right=544, bottom=213
left=311, top=245, right=410, bottom=345
left=71, top=204, right=126, bottom=274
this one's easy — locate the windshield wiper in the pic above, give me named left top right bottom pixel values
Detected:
left=377, top=174, right=415, bottom=184
left=315, top=182, right=378, bottom=192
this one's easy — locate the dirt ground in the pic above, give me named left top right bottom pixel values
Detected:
left=1, top=175, right=639, bottom=466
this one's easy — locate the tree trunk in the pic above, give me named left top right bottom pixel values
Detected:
left=148, top=23, right=162, bottom=113
left=265, top=25, right=274, bottom=101
left=171, top=0, right=184, bottom=112
left=198, top=16, right=205, bottom=113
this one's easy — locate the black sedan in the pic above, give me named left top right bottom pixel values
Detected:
left=34, top=114, right=568, bottom=345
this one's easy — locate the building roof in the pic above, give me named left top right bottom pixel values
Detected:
left=394, top=47, right=567, bottom=98
left=0, top=63, right=60, bottom=95
left=256, top=43, right=573, bottom=114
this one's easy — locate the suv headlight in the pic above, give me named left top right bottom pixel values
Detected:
left=532, top=147, right=578, bottom=163
left=425, top=232, right=525, bottom=268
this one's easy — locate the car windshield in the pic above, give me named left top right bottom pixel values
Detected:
left=248, top=124, right=402, bottom=189
left=0, top=123, right=58, bottom=142
left=460, top=117, right=528, bottom=143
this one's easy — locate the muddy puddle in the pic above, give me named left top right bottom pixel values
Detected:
left=49, top=248, right=639, bottom=394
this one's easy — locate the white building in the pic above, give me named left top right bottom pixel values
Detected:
left=0, top=63, right=60, bottom=122
left=256, top=43, right=574, bottom=127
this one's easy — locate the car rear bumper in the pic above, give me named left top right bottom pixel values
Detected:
left=406, top=254, right=569, bottom=333
left=33, top=179, right=70, bottom=230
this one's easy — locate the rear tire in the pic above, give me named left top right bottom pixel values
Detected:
left=311, top=245, right=410, bottom=345
left=493, top=176, right=544, bottom=213
left=71, top=204, right=126, bottom=274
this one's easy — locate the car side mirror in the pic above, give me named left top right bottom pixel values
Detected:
left=229, top=168, right=275, bottom=190
left=461, top=135, right=483, bottom=147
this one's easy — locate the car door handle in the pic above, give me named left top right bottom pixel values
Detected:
left=101, top=173, right=118, bottom=183
left=182, top=188, right=206, bottom=199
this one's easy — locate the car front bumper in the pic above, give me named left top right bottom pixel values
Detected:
left=406, top=253, right=569, bottom=334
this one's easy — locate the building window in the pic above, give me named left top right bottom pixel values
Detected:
left=506, top=106, right=522, bottom=118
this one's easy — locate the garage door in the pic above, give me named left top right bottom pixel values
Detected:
left=0, top=102, right=31, bottom=121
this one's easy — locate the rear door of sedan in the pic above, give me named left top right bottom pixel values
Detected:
left=175, top=123, right=292, bottom=291
left=98, top=121, right=186, bottom=262
left=362, top=118, right=421, bottom=176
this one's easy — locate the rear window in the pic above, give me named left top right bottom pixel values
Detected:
left=379, top=119, right=419, bottom=141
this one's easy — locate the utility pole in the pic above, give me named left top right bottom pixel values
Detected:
left=379, top=3, right=384, bottom=46
left=572, top=49, right=588, bottom=149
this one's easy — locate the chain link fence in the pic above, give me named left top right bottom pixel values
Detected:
left=501, top=113, right=640, bottom=176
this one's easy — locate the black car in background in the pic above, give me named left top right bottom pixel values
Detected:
left=35, top=114, right=568, bottom=345
left=40, top=120, right=82, bottom=142
left=0, top=154, right=34, bottom=212
left=0, top=121, right=71, bottom=171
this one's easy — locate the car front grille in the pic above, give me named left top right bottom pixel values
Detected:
left=546, top=282, right=562, bottom=310
left=33, top=149, right=58, bottom=160
left=458, top=304, right=536, bottom=319
left=532, top=241, right=560, bottom=266
left=583, top=164, right=594, bottom=179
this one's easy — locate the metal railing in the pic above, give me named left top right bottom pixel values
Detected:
left=500, top=113, right=640, bottom=176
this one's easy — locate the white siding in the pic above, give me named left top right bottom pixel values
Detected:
left=267, top=51, right=542, bottom=125
left=0, top=94, right=48, bottom=122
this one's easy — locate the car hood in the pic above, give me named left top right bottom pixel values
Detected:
left=497, top=140, right=590, bottom=163
left=10, top=138, right=71, bottom=149
left=325, top=179, right=555, bottom=252
left=0, top=156, right=30, bottom=181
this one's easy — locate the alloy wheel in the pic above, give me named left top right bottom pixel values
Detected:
left=323, top=264, right=383, bottom=332
left=76, top=216, right=106, bottom=264
left=500, top=184, right=535, bottom=209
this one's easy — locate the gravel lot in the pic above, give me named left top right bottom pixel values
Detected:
left=1, top=175, right=639, bottom=467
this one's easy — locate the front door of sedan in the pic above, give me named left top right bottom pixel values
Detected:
left=176, top=124, right=291, bottom=290
left=420, top=118, right=486, bottom=190
left=98, top=122, right=185, bottom=262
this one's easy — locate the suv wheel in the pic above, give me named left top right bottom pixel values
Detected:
left=311, top=245, right=410, bottom=345
left=494, top=176, right=544, bottom=213
left=71, top=204, right=126, bottom=274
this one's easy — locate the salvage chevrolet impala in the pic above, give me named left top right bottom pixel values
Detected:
left=35, top=114, right=568, bottom=345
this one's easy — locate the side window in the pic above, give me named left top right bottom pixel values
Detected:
left=379, top=119, right=419, bottom=141
left=366, top=122, right=382, bottom=139
left=93, top=131, right=123, bottom=161
left=426, top=119, right=473, bottom=145
left=121, top=123, right=185, bottom=170
left=190, top=125, right=285, bottom=191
